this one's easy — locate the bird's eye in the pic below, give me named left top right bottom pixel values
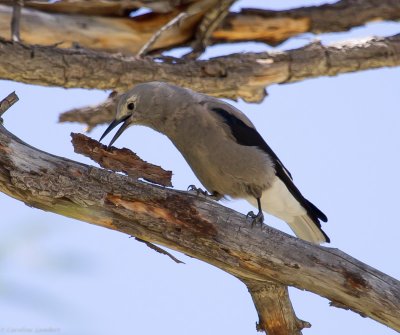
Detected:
left=127, top=102, right=135, bottom=111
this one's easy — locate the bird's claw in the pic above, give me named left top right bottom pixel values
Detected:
left=246, top=211, right=264, bottom=228
left=187, top=185, right=222, bottom=201
left=187, top=185, right=209, bottom=197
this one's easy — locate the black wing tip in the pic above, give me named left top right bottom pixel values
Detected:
left=304, top=199, right=330, bottom=242
left=306, top=199, right=328, bottom=222
left=321, top=228, right=331, bottom=243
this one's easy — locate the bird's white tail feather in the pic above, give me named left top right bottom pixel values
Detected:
left=245, top=178, right=327, bottom=244
left=286, top=215, right=326, bottom=244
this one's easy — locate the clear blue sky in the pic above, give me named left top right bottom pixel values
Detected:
left=1, top=1, right=399, bottom=334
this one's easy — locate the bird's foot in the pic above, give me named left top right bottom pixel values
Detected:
left=187, top=185, right=221, bottom=200
left=187, top=185, right=209, bottom=196
left=246, top=210, right=264, bottom=227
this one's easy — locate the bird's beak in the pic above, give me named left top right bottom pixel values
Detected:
left=99, top=114, right=131, bottom=148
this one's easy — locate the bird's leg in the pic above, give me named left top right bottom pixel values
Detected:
left=246, top=197, right=264, bottom=227
left=187, top=185, right=222, bottom=200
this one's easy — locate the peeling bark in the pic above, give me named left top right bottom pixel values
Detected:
left=71, top=133, right=172, bottom=187
left=0, top=116, right=399, bottom=333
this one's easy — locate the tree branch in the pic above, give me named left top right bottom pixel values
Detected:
left=1, top=34, right=399, bottom=107
left=71, top=133, right=172, bottom=187
left=4, top=0, right=201, bottom=16
left=185, top=0, right=236, bottom=59
left=137, top=11, right=190, bottom=57
left=59, top=92, right=120, bottom=131
left=1, top=0, right=399, bottom=55
left=245, top=279, right=311, bottom=335
left=0, top=91, right=18, bottom=116
left=51, top=34, right=400, bottom=128
left=0, top=103, right=399, bottom=333
left=10, top=0, right=22, bottom=42
left=218, top=0, right=400, bottom=45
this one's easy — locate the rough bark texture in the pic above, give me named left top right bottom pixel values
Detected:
left=245, top=279, right=311, bottom=335
left=1, top=35, right=399, bottom=107
left=3, top=0, right=200, bottom=15
left=0, top=118, right=399, bottom=333
left=1, top=1, right=400, bottom=54
left=71, top=133, right=172, bottom=187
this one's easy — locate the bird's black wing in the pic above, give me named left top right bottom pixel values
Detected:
left=211, top=107, right=328, bottom=229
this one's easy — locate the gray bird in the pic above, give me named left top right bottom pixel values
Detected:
left=100, top=82, right=329, bottom=244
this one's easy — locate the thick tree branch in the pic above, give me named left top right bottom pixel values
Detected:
left=1, top=1, right=400, bottom=55
left=1, top=34, right=400, bottom=107
left=53, top=34, right=400, bottom=128
left=0, top=104, right=400, bottom=333
left=4, top=0, right=200, bottom=16
left=218, top=0, right=400, bottom=45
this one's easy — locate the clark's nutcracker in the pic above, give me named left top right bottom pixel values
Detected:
left=100, top=82, right=329, bottom=244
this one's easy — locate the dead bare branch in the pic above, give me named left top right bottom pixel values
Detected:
left=0, top=91, right=18, bottom=116
left=135, top=237, right=185, bottom=264
left=137, top=11, right=189, bottom=57
left=59, top=92, right=120, bottom=131
left=245, top=279, right=311, bottom=335
left=1, top=0, right=400, bottom=54
left=10, top=0, right=22, bottom=42
left=71, top=133, right=172, bottom=187
left=8, top=0, right=201, bottom=16
left=1, top=35, right=400, bottom=107
left=185, top=0, right=236, bottom=59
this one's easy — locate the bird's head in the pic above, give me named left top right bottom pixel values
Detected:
left=99, top=82, right=168, bottom=148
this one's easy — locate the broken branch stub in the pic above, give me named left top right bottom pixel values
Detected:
left=71, top=133, right=172, bottom=187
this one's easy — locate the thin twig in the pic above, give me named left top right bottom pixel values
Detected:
left=135, top=238, right=185, bottom=264
left=137, top=12, right=188, bottom=57
left=0, top=92, right=19, bottom=121
left=185, top=0, right=236, bottom=59
left=11, top=0, right=23, bottom=42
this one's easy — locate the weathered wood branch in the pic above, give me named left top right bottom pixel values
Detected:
left=0, top=91, right=18, bottom=116
left=1, top=34, right=400, bottom=107
left=2, top=0, right=200, bottom=16
left=185, top=0, right=236, bottom=59
left=245, top=279, right=311, bottom=335
left=1, top=0, right=400, bottom=54
left=59, top=92, right=120, bottom=131
left=54, top=34, right=400, bottom=128
left=10, top=0, right=22, bottom=42
left=71, top=133, right=172, bottom=187
left=0, top=102, right=400, bottom=333
left=219, top=0, right=400, bottom=45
